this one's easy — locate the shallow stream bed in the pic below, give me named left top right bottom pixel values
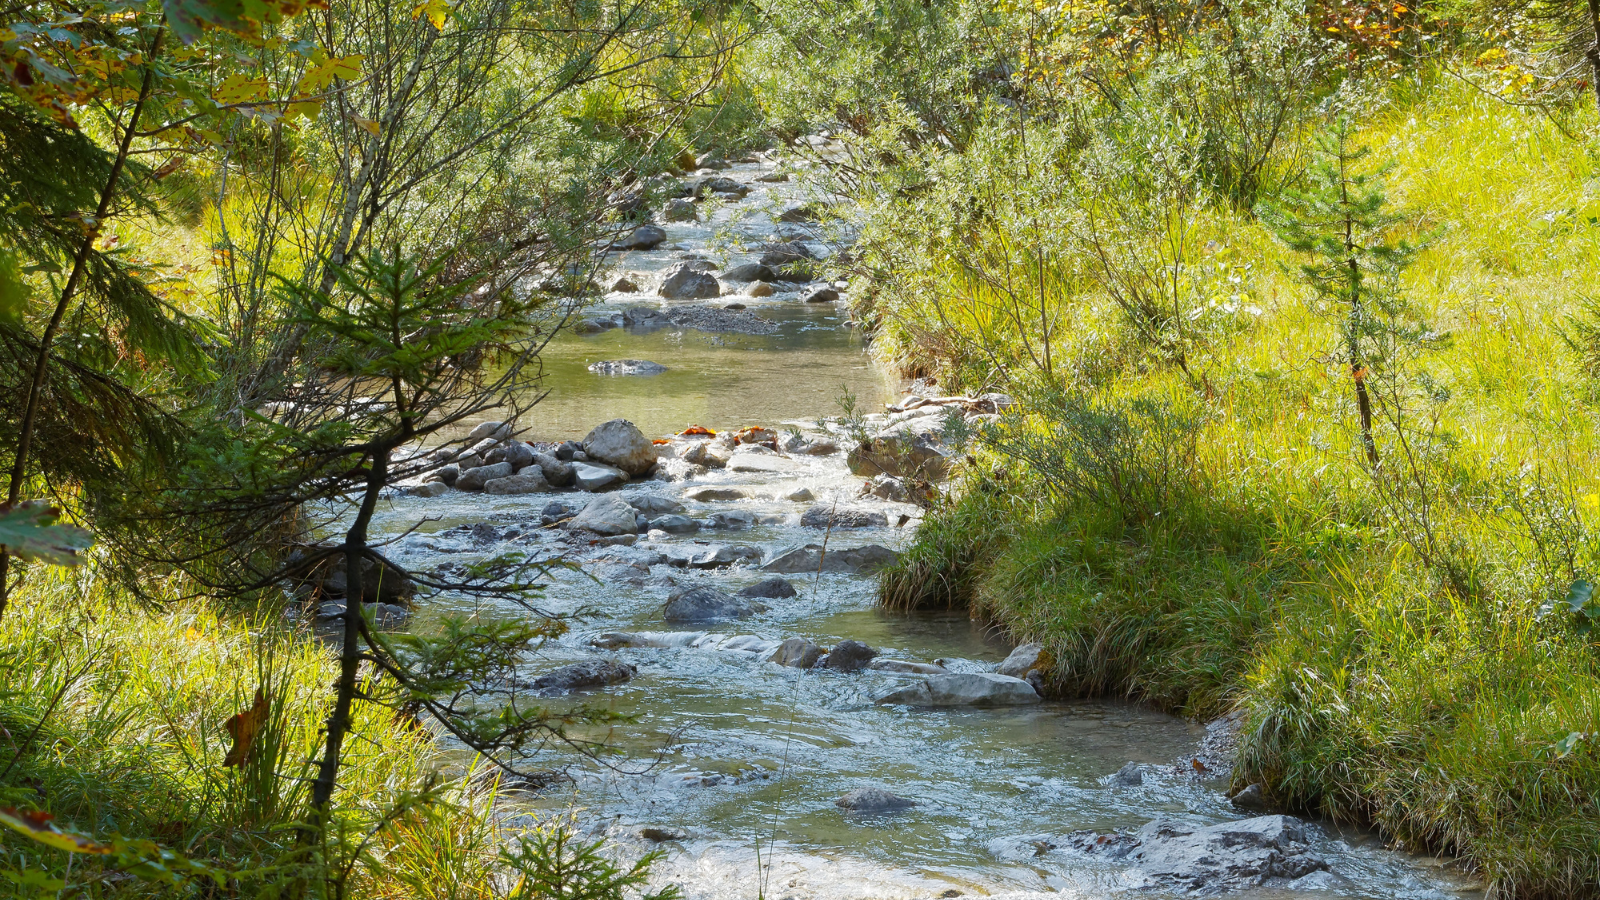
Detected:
left=354, top=153, right=1482, bottom=900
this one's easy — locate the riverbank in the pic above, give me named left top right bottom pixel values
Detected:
left=861, top=81, right=1600, bottom=898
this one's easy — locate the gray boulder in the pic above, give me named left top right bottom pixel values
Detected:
left=648, top=514, right=699, bottom=534
left=629, top=494, right=686, bottom=515
left=484, top=470, right=550, bottom=495
left=737, top=576, right=797, bottom=599
left=849, top=417, right=952, bottom=481
left=874, top=673, right=1040, bottom=707
left=1127, top=816, right=1329, bottom=893
left=868, top=659, right=948, bottom=675
left=799, top=284, right=840, bottom=304
left=686, top=486, right=747, bottom=501
left=766, top=637, right=825, bottom=668
left=503, top=441, right=536, bottom=470
left=664, top=586, right=755, bottom=623
left=583, top=419, right=657, bottom=475
left=457, top=461, right=514, bottom=491
left=425, top=463, right=460, bottom=486
left=526, top=659, right=637, bottom=694
left=688, top=544, right=762, bottom=569
left=836, top=787, right=915, bottom=813
left=468, top=421, right=511, bottom=442
left=662, top=198, right=698, bottom=222
left=693, top=176, right=748, bottom=198
left=762, top=543, right=900, bottom=575
left=1109, top=762, right=1144, bottom=787
left=997, top=642, right=1049, bottom=680
left=800, top=504, right=888, bottom=529
left=411, top=480, right=449, bottom=497
left=567, top=495, right=643, bottom=536
left=618, top=224, right=667, bottom=250
left=824, top=640, right=878, bottom=673
left=533, top=452, right=574, bottom=488
left=1230, top=783, right=1270, bottom=810
left=658, top=262, right=721, bottom=300
left=722, top=262, right=777, bottom=283
left=571, top=461, right=627, bottom=491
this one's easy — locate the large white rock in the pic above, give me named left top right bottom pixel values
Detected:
left=1127, top=816, right=1330, bottom=892
left=874, top=672, right=1040, bottom=707
left=468, top=420, right=511, bottom=442
left=583, top=419, right=657, bottom=475
left=566, top=495, right=641, bottom=535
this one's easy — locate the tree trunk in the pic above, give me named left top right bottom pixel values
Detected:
left=1348, top=255, right=1379, bottom=467
left=307, top=447, right=389, bottom=835
left=0, top=23, right=166, bottom=618
left=1587, top=0, right=1600, bottom=114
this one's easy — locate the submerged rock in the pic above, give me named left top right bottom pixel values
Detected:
left=664, top=586, right=755, bottom=622
left=766, top=637, right=825, bottom=668
left=1125, top=816, right=1330, bottom=893
left=874, top=673, right=1040, bottom=707
left=762, top=543, right=900, bottom=575
left=686, top=486, right=747, bottom=501
left=687, top=544, right=762, bottom=569
left=1109, top=762, right=1144, bottom=787
left=648, top=514, right=699, bottom=534
left=588, top=359, right=668, bottom=376
left=526, top=659, right=637, bottom=694
left=836, top=787, right=916, bottom=813
left=800, top=504, right=888, bottom=529
left=737, top=576, right=797, bottom=599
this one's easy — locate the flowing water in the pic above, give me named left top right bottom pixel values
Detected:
left=358, top=154, right=1482, bottom=900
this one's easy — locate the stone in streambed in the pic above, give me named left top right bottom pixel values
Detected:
left=663, top=586, right=755, bottom=622
left=484, top=469, right=550, bottom=495
left=836, top=787, right=915, bottom=813
left=800, top=504, right=888, bottom=529
left=874, top=673, right=1040, bottom=707
left=762, top=543, right=899, bottom=575
left=411, top=481, right=449, bottom=497
left=457, top=461, right=514, bottom=491
left=824, top=640, right=878, bottom=673
left=567, top=495, right=642, bottom=535
left=618, top=224, right=666, bottom=250
left=588, top=359, right=668, bottom=376
left=657, top=262, right=721, bottom=300
left=688, top=544, right=762, bottom=569
left=468, top=421, right=512, bottom=442
left=648, top=514, right=699, bottom=534
left=722, top=262, right=777, bottom=283
left=526, top=659, right=636, bottom=693
left=766, top=637, right=825, bottom=668
left=799, top=284, right=840, bottom=304
left=583, top=419, right=657, bottom=475
left=629, top=494, right=686, bottom=515
left=1109, top=762, right=1144, bottom=787
left=1125, top=816, right=1329, bottom=893
left=686, top=486, right=747, bottom=501
left=997, top=642, right=1051, bottom=680
left=737, top=576, right=797, bottom=599
left=590, top=631, right=707, bottom=649
left=571, top=461, right=627, bottom=491
left=502, top=441, right=535, bottom=470
left=533, top=452, right=574, bottom=487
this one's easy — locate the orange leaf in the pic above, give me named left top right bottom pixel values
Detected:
left=222, top=688, right=268, bottom=767
left=0, top=808, right=113, bottom=854
left=353, top=115, right=380, bottom=136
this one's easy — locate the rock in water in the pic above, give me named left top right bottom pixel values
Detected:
left=468, top=420, right=511, bottom=442
left=533, top=452, right=574, bottom=487
left=640, top=826, right=688, bottom=842
left=661, top=198, right=698, bottom=222
left=849, top=417, right=952, bottom=481
left=737, top=576, right=797, bottom=599
left=657, top=262, right=721, bottom=299
left=664, top=586, right=755, bottom=623
left=722, top=262, right=777, bottom=283
left=588, top=359, right=668, bottom=376
left=799, top=284, right=840, bottom=303
left=997, top=642, right=1051, bottom=680
left=1230, top=783, right=1269, bottom=810
left=836, top=787, right=916, bottom=813
left=875, top=673, right=1040, bottom=707
left=686, top=486, right=747, bottom=501
left=503, top=441, right=535, bottom=470
left=1127, top=816, right=1329, bottom=893
left=526, top=659, right=637, bottom=693
left=800, top=504, right=888, bottom=529
left=1109, top=762, right=1144, bottom=787
left=762, top=543, right=900, bottom=574
left=648, top=514, right=699, bottom=534
left=766, top=637, right=825, bottom=668
left=583, top=419, right=657, bottom=475
left=484, top=470, right=550, bottom=495
left=617, top=224, right=666, bottom=250
left=688, top=544, right=761, bottom=569
left=456, top=461, right=514, bottom=491
left=411, top=481, right=449, bottom=497
left=571, top=461, right=627, bottom=491
left=567, top=495, right=642, bottom=535
left=629, top=494, right=686, bottom=515
left=825, top=640, right=878, bottom=673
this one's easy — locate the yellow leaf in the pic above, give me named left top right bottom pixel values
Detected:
left=0, top=808, right=113, bottom=854
left=0, top=27, right=17, bottom=41
left=184, top=626, right=200, bottom=641
left=354, top=115, right=380, bottom=135
left=213, top=73, right=270, bottom=105
left=286, top=98, right=324, bottom=121
left=296, top=52, right=363, bottom=94
left=411, top=0, right=452, bottom=29
left=222, top=689, right=269, bottom=768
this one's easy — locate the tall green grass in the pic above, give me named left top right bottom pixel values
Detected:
left=873, top=79, right=1600, bottom=897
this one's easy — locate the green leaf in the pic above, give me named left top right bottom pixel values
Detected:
left=0, top=248, right=27, bottom=327
left=0, top=502, right=94, bottom=566
left=1564, top=579, right=1594, bottom=615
